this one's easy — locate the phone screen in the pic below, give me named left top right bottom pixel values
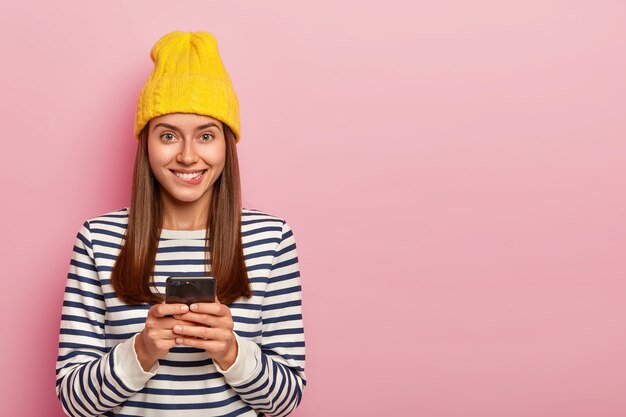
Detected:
left=165, top=276, right=216, bottom=304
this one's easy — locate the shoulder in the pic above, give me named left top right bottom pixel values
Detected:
left=84, top=207, right=129, bottom=227
left=241, top=207, right=294, bottom=240
left=242, top=207, right=286, bottom=225
left=79, top=207, right=129, bottom=239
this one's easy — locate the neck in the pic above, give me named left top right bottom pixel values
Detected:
left=160, top=193, right=211, bottom=230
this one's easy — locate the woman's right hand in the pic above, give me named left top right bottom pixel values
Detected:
left=134, top=303, right=191, bottom=371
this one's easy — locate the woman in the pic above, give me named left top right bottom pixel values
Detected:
left=56, top=31, right=306, bottom=417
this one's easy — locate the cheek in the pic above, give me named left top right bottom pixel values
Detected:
left=205, top=145, right=227, bottom=172
left=148, top=142, right=173, bottom=170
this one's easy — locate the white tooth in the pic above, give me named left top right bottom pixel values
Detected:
left=176, top=171, right=203, bottom=180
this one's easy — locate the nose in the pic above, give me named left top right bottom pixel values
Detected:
left=176, top=139, right=198, bottom=165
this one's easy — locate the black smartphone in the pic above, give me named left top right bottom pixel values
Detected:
left=165, top=276, right=216, bottom=305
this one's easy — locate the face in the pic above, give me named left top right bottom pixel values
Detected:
left=147, top=112, right=226, bottom=210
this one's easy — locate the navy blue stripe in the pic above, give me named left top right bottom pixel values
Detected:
left=263, top=314, right=302, bottom=324
left=271, top=256, right=298, bottom=271
left=61, top=329, right=104, bottom=340
left=236, top=330, right=262, bottom=338
left=86, top=360, right=109, bottom=411
left=262, top=299, right=301, bottom=311
left=242, top=225, right=282, bottom=237
left=91, top=227, right=125, bottom=240
left=265, top=285, right=301, bottom=298
left=233, top=315, right=261, bottom=325
left=262, top=341, right=305, bottom=349
left=246, top=358, right=276, bottom=403
left=102, top=372, right=126, bottom=402
left=244, top=249, right=275, bottom=260
left=63, top=300, right=105, bottom=316
left=65, top=287, right=104, bottom=302
left=105, top=332, right=139, bottom=340
left=282, top=369, right=301, bottom=416
left=105, top=316, right=145, bottom=327
left=152, top=372, right=223, bottom=382
left=243, top=237, right=281, bottom=249
left=96, top=358, right=119, bottom=406
left=70, top=259, right=97, bottom=272
left=57, top=350, right=101, bottom=362
left=77, top=227, right=93, bottom=251
left=62, top=314, right=105, bottom=329
left=230, top=303, right=262, bottom=311
left=273, top=360, right=291, bottom=415
left=78, top=362, right=99, bottom=414
left=70, top=366, right=92, bottom=417
left=221, top=404, right=255, bottom=417
left=89, top=219, right=127, bottom=229
left=107, top=304, right=150, bottom=313
left=263, top=328, right=304, bottom=337
left=108, top=351, right=133, bottom=394
left=67, top=273, right=100, bottom=287
left=158, top=245, right=207, bottom=253
left=94, top=253, right=118, bottom=262
left=159, top=358, right=214, bottom=367
left=124, top=394, right=240, bottom=410
left=266, top=352, right=306, bottom=361
left=242, top=216, right=282, bottom=226
left=73, top=245, right=89, bottom=257
left=155, top=258, right=209, bottom=266
left=59, top=389, right=80, bottom=417
left=140, top=384, right=230, bottom=396
left=92, top=239, right=121, bottom=250
left=169, top=346, right=205, bottom=354
left=59, top=342, right=108, bottom=353
left=269, top=271, right=300, bottom=284
left=97, top=210, right=128, bottom=219
left=234, top=352, right=267, bottom=391
left=276, top=242, right=296, bottom=257
left=246, top=263, right=272, bottom=272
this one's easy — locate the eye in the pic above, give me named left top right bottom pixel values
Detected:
left=200, top=133, right=214, bottom=142
left=160, top=132, right=176, bottom=142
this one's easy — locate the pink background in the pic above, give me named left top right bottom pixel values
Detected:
left=1, top=1, right=625, bottom=416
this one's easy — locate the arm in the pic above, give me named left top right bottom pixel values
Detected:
left=55, top=222, right=156, bottom=417
left=217, top=220, right=307, bottom=416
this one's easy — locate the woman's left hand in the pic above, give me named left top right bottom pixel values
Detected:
left=172, top=297, right=238, bottom=370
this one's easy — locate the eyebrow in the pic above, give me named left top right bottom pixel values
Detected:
left=152, top=122, right=221, bottom=132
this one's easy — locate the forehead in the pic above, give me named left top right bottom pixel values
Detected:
left=150, top=112, right=222, bottom=127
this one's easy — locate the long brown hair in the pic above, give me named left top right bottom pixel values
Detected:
left=111, top=122, right=251, bottom=305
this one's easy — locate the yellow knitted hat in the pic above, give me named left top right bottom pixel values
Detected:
left=134, top=31, right=240, bottom=142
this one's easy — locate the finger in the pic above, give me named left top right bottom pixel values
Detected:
left=189, top=302, right=229, bottom=317
left=173, top=325, right=231, bottom=341
left=176, top=337, right=231, bottom=356
left=174, top=312, right=212, bottom=326
left=143, top=326, right=180, bottom=341
left=158, top=317, right=202, bottom=329
left=174, top=312, right=233, bottom=329
left=151, top=303, right=189, bottom=318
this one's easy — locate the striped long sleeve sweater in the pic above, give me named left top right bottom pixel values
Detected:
left=56, top=207, right=306, bottom=417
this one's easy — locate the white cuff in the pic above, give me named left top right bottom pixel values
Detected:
left=214, top=332, right=260, bottom=386
left=113, top=333, right=158, bottom=391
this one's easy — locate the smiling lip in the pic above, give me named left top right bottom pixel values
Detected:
left=170, top=169, right=207, bottom=185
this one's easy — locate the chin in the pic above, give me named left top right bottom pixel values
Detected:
left=165, top=189, right=212, bottom=205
